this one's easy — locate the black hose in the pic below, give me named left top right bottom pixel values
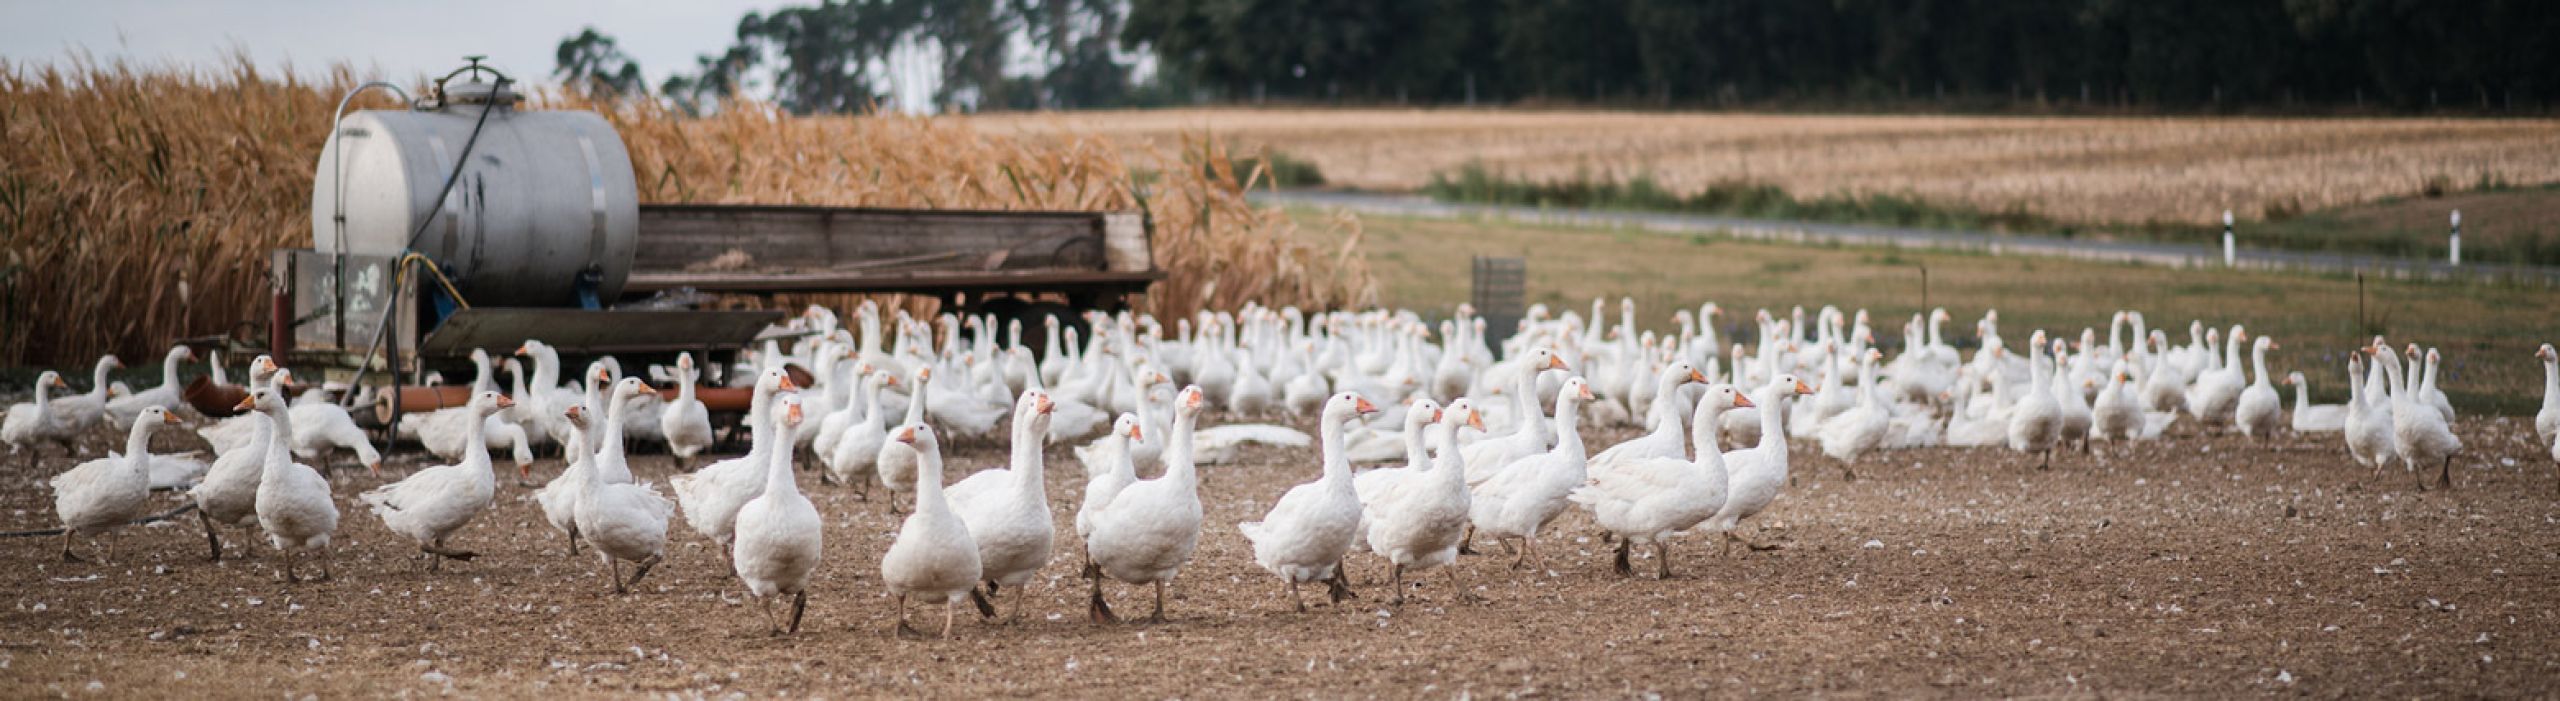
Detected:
left=350, top=75, right=509, bottom=459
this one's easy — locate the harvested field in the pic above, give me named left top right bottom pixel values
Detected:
left=3, top=418, right=2556, bottom=697
left=968, top=109, right=2560, bottom=226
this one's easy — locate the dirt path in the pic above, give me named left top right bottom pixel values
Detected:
left=3, top=419, right=2555, bottom=697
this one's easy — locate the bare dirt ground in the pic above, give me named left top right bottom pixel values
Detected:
left=4, top=417, right=2557, bottom=698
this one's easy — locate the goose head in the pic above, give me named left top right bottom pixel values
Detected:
left=472, top=390, right=515, bottom=417
left=1111, top=413, right=1143, bottom=444
left=2538, top=344, right=2557, bottom=363
left=2283, top=371, right=2304, bottom=386
left=1444, top=398, right=1486, bottom=430
left=1556, top=377, right=1595, bottom=405
left=1323, top=392, right=1381, bottom=424
left=893, top=423, right=940, bottom=456
left=1769, top=373, right=1814, bottom=396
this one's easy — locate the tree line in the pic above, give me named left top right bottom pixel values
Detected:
left=559, top=0, right=2560, bottom=114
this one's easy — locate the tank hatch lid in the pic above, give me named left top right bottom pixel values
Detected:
left=443, top=79, right=521, bottom=106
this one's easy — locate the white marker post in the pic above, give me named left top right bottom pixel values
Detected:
left=2222, top=210, right=2236, bottom=267
left=2449, top=210, right=2462, bottom=266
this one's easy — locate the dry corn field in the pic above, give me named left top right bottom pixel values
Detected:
left=967, top=109, right=2560, bottom=225
left=0, top=60, right=1374, bottom=369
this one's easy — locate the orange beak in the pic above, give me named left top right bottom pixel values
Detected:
left=1733, top=393, right=1756, bottom=409
left=233, top=395, right=256, bottom=412
left=1429, top=408, right=1446, bottom=424
left=1688, top=369, right=1708, bottom=383
left=495, top=395, right=517, bottom=409
left=1354, top=396, right=1380, bottom=414
left=884, top=375, right=901, bottom=388
left=1576, top=385, right=1595, bottom=401
left=2268, top=341, right=2281, bottom=350
left=778, top=376, right=801, bottom=391
left=1793, top=380, right=1815, bottom=395
left=513, top=344, right=529, bottom=356
left=895, top=426, right=917, bottom=443
left=365, top=461, right=382, bottom=477
left=1128, top=425, right=1144, bottom=442
left=1036, top=395, right=1055, bottom=415
left=52, top=376, right=69, bottom=389
left=1467, top=409, right=1486, bottom=430
left=634, top=381, right=656, bottom=394
left=1546, top=356, right=1570, bottom=371
left=787, top=404, right=804, bottom=423
left=161, top=411, right=182, bottom=425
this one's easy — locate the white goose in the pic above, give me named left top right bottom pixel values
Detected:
left=1464, top=349, right=1570, bottom=486
left=48, top=355, right=120, bottom=439
left=536, top=364, right=612, bottom=556
left=1361, top=399, right=1483, bottom=603
left=671, top=368, right=798, bottom=553
left=2051, top=339, right=2095, bottom=452
left=2534, top=344, right=2557, bottom=444
left=1076, top=414, right=1145, bottom=551
left=571, top=386, right=677, bottom=594
left=245, top=386, right=339, bottom=582
left=2388, top=347, right=2463, bottom=489
left=50, top=405, right=179, bottom=562
left=1817, top=351, right=1889, bottom=473
left=2007, top=332, right=2062, bottom=468
left=733, top=394, right=823, bottom=634
left=105, top=345, right=194, bottom=427
left=661, top=353, right=715, bottom=468
left=188, top=359, right=282, bottom=559
left=1240, top=391, right=1380, bottom=611
left=879, top=423, right=982, bottom=639
left=3, top=371, right=75, bottom=466
left=1572, top=384, right=1746, bottom=579
left=2344, top=354, right=2397, bottom=468
left=2233, top=336, right=2283, bottom=438
left=362, top=389, right=513, bottom=570
left=2285, top=371, right=2347, bottom=433
left=2091, top=363, right=2142, bottom=441
left=825, top=368, right=898, bottom=495
left=1588, top=361, right=1711, bottom=479
left=1084, top=387, right=1207, bottom=622
left=1704, top=374, right=1812, bottom=554
left=872, top=366, right=935, bottom=513
left=2185, top=326, right=2246, bottom=425
left=1468, top=377, right=1595, bottom=570
left=944, top=390, right=1059, bottom=621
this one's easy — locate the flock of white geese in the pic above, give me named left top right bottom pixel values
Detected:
left=7, top=299, right=2556, bottom=639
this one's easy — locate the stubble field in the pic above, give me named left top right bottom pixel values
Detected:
left=971, top=109, right=2560, bottom=227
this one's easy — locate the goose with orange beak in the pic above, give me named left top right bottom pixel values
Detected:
left=1469, top=376, right=1599, bottom=571
left=361, top=389, right=514, bottom=571
left=242, top=384, right=342, bottom=582
left=671, top=368, right=800, bottom=557
left=944, top=390, right=1061, bottom=621
left=1086, top=387, right=1209, bottom=623
left=1240, top=391, right=1381, bottom=611
left=1362, top=398, right=1488, bottom=603
left=1703, top=373, right=1815, bottom=556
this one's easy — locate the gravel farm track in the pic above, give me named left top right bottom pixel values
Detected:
left=3, top=416, right=2557, bottom=698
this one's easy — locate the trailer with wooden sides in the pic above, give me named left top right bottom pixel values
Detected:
left=256, top=60, right=1158, bottom=426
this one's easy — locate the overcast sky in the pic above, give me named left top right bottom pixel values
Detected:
left=0, top=0, right=796, bottom=88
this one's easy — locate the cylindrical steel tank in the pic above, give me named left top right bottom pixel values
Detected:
left=310, top=80, right=639, bottom=307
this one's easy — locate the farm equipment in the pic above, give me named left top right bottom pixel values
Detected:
left=268, top=58, right=1157, bottom=424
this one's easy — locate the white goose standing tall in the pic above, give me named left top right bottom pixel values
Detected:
left=732, top=394, right=823, bottom=634
left=1240, top=392, right=1380, bottom=611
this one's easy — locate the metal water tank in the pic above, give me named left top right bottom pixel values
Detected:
left=310, top=74, right=640, bottom=308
